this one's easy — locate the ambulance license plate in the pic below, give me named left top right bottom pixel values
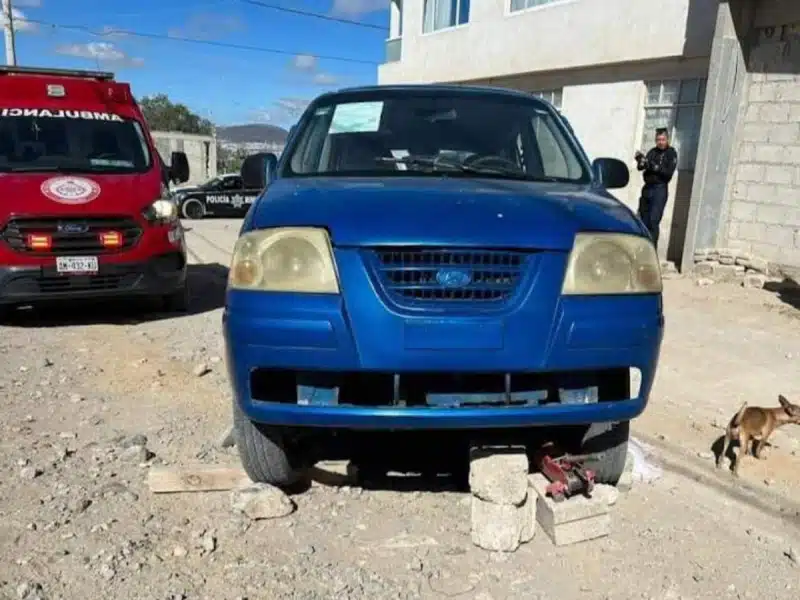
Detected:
left=56, top=256, right=99, bottom=274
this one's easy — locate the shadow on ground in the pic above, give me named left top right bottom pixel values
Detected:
left=0, top=263, right=229, bottom=328
left=763, top=278, right=800, bottom=312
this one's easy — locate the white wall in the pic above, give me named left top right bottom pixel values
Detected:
left=378, top=0, right=717, bottom=85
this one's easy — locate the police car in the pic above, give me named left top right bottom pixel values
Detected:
left=174, top=173, right=261, bottom=219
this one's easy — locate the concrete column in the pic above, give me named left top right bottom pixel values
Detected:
left=680, top=0, right=754, bottom=273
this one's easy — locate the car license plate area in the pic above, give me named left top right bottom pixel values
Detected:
left=56, top=256, right=99, bottom=275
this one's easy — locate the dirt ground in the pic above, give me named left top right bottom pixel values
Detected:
left=1, top=219, right=799, bottom=600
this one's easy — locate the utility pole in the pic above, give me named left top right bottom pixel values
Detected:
left=2, top=0, right=17, bottom=66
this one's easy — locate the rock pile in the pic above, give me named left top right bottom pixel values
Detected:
left=692, top=248, right=771, bottom=288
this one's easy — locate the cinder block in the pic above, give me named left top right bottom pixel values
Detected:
left=529, top=473, right=610, bottom=547
left=617, top=451, right=635, bottom=493
left=470, top=495, right=526, bottom=552
left=468, top=445, right=528, bottom=506
left=519, top=492, right=537, bottom=544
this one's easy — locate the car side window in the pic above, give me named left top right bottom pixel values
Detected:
left=223, top=176, right=242, bottom=190
left=530, top=113, right=583, bottom=180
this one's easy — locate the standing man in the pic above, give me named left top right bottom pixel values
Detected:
left=635, top=128, right=678, bottom=251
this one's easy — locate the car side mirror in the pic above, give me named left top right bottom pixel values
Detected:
left=241, top=152, right=278, bottom=190
left=169, top=151, right=190, bottom=184
left=592, top=157, right=629, bottom=190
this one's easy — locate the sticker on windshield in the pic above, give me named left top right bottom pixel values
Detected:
left=0, top=108, right=124, bottom=121
left=41, top=177, right=101, bottom=205
left=330, top=101, right=383, bottom=134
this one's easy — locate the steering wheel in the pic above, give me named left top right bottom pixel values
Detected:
left=462, top=154, right=523, bottom=173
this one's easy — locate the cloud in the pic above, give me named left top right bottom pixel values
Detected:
left=99, top=26, right=131, bottom=41
left=5, top=8, right=38, bottom=33
left=288, top=53, right=340, bottom=87
left=291, top=54, right=318, bottom=72
left=253, top=97, right=311, bottom=125
left=168, top=13, right=244, bottom=40
left=330, top=0, right=389, bottom=16
left=55, top=42, right=144, bottom=68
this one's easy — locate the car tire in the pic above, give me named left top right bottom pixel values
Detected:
left=580, top=420, right=630, bottom=485
left=232, top=399, right=304, bottom=488
left=181, top=198, right=205, bottom=220
left=162, top=283, right=190, bottom=313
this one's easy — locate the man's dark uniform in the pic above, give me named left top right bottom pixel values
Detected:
left=636, top=141, right=678, bottom=250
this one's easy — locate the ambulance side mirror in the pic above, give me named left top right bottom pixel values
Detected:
left=170, top=151, right=190, bottom=184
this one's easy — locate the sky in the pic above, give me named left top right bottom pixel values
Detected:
left=6, top=0, right=390, bottom=127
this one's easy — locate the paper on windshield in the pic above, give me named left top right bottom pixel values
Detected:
left=330, top=101, right=383, bottom=134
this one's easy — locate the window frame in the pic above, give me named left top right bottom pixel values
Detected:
left=529, top=89, right=563, bottom=111
left=422, top=0, right=470, bottom=35
left=507, top=0, right=578, bottom=17
left=641, top=78, right=706, bottom=172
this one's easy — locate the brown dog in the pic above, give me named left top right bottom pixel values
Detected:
left=717, top=395, right=800, bottom=476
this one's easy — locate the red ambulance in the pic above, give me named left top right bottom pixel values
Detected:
left=0, top=66, right=191, bottom=319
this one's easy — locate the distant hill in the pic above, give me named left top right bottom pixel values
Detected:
left=217, top=124, right=289, bottom=144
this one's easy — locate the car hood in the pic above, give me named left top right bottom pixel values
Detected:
left=0, top=172, right=161, bottom=220
left=251, top=177, right=646, bottom=250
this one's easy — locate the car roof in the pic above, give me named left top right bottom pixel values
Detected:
left=316, top=83, right=546, bottom=104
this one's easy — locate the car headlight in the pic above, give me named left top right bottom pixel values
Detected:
left=228, top=227, right=340, bottom=293
left=561, top=233, right=662, bottom=295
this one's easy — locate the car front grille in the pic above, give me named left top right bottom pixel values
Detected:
left=0, top=216, right=142, bottom=256
left=368, top=247, right=530, bottom=307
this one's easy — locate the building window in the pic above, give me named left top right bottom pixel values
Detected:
left=423, top=0, right=470, bottom=33
left=531, top=89, right=563, bottom=110
left=510, top=0, right=562, bottom=12
left=642, top=79, right=706, bottom=171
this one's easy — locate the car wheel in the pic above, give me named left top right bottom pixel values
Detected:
left=232, top=399, right=305, bottom=488
left=580, top=420, right=630, bottom=485
left=181, top=199, right=205, bottom=220
left=162, top=283, right=189, bottom=313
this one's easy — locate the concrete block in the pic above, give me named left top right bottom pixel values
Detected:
left=714, top=264, right=745, bottom=283
left=519, top=492, right=537, bottom=544
left=470, top=495, right=526, bottom=552
left=693, top=261, right=716, bottom=278
left=468, top=446, right=528, bottom=506
left=529, top=473, right=611, bottom=547
left=617, top=452, right=635, bottom=493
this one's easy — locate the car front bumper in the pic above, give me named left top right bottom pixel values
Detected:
left=224, top=289, right=665, bottom=431
left=0, top=251, right=187, bottom=306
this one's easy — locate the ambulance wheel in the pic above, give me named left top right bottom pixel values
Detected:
left=162, top=283, right=189, bottom=313
left=579, top=420, right=630, bottom=485
left=233, top=400, right=305, bottom=488
left=181, top=199, right=205, bottom=220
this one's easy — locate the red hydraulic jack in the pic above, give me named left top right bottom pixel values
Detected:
left=533, top=444, right=596, bottom=503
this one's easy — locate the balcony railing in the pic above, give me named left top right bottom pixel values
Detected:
left=385, top=37, right=402, bottom=63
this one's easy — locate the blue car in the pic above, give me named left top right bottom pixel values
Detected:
left=223, top=84, right=664, bottom=487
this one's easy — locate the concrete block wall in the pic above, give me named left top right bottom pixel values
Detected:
left=724, top=3, right=800, bottom=270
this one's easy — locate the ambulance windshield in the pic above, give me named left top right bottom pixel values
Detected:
left=0, top=110, right=152, bottom=174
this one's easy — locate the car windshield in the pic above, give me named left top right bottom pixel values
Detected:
left=0, top=112, right=152, bottom=174
left=201, top=177, right=223, bottom=189
left=285, top=90, right=591, bottom=183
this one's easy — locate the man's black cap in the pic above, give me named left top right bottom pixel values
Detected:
left=655, top=127, right=669, bottom=136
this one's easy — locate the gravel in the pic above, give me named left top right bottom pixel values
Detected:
left=0, top=219, right=798, bottom=599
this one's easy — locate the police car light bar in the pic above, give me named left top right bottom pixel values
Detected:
left=0, top=66, right=115, bottom=81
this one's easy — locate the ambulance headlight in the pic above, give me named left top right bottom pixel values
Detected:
left=143, top=199, right=178, bottom=224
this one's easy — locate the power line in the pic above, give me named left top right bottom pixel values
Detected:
left=24, top=18, right=383, bottom=65
left=237, top=0, right=388, bottom=31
